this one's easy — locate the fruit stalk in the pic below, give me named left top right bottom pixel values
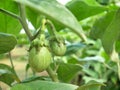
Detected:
left=46, top=19, right=58, bottom=37
left=46, top=66, right=59, bottom=82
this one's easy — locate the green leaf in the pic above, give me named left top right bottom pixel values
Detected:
left=0, top=0, right=22, bottom=35
left=115, top=41, right=120, bottom=53
left=101, top=8, right=120, bottom=54
left=76, top=80, right=105, bottom=90
left=90, top=11, right=116, bottom=39
left=26, top=7, right=43, bottom=30
left=57, top=63, right=82, bottom=83
left=66, top=0, right=107, bottom=21
left=83, top=76, right=106, bottom=84
left=21, top=76, right=51, bottom=83
left=15, top=0, right=86, bottom=40
left=82, top=68, right=99, bottom=78
left=65, top=43, right=85, bottom=55
left=0, top=33, right=17, bottom=54
left=25, top=63, right=30, bottom=73
left=11, top=80, right=78, bottom=90
left=0, top=64, right=15, bottom=86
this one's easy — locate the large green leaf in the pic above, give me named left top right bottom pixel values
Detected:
left=26, top=7, right=43, bottom=30
left=76, top=80, right=105, bottom=90
left=0, top=0, right=22, bottom=35
left=66, top=0, right=107, bottom=21
left=90, top=11, right=116, bottom=39
left=57, top=63, right=82, bottom=83
left=11, top=80, right=78, bottom=90
left=0, top=64, right=16, bottom=86
left=101, top=8, right=120, bottom=54
left=0, top=33, right=17, bottom=54
left=15, top=0, right=86, bottom=40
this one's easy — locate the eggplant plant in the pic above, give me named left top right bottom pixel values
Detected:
left=0, top=0, right=120, bottom=90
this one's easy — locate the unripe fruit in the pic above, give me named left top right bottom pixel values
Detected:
left=50, top=41, right=66, bottom=56
left=29, top=46, right=52, bottom=72
left=49, top=36, right=66, bottom=56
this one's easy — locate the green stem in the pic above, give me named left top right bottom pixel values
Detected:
left=41, top=18, right=47, bottom=32
left=46, top=19, right=87, bottom=42
left=18, top=3, right=33, bottom=41
left=46, top=19, right=62, bottom=43
left=0, top=8, right=20, bottom=19
left=40, top=19, right=59, bottom=82
left=31, top=27, right=41, bottom=40
left=46, top=66, right=59, bottom=82
left=46, top=19, right=57, bottom=36
left=9, top=52, right=21, bottom=83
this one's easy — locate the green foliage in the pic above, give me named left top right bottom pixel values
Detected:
left=77, top=80, right=105, bottom=90
left=0, top=33, right=17, bottom=54
left=65, top=43, right=85, bottom=55
left=101, top=8, right=120, bottom=54
left=15, top=0, right=86, bottom=40
left=0, top=0, right=22, bottom=34
left=26, top=7, right=43, bottom=30
left=57, top=63, right=82, bottom=83
left=90, top=5, right=120, bottom=56
left=90, top=11, right=116, bottom=39
left=0, top=64, right=16, bottom=86
left=11, top=80, right=78, bottom=90
left=66, top=0, right=107, bottom=21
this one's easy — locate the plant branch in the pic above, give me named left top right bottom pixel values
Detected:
left=31, top=27, right=41, bottom=41
left=0, top=8, right=33, bottom=41
left=0, top=8, right=20, bottom=19
left=46, top=66, right=59, bottom=82
left=9, top=52, right=21, bottom=83
left=18, top=3, right=33, bottom=41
